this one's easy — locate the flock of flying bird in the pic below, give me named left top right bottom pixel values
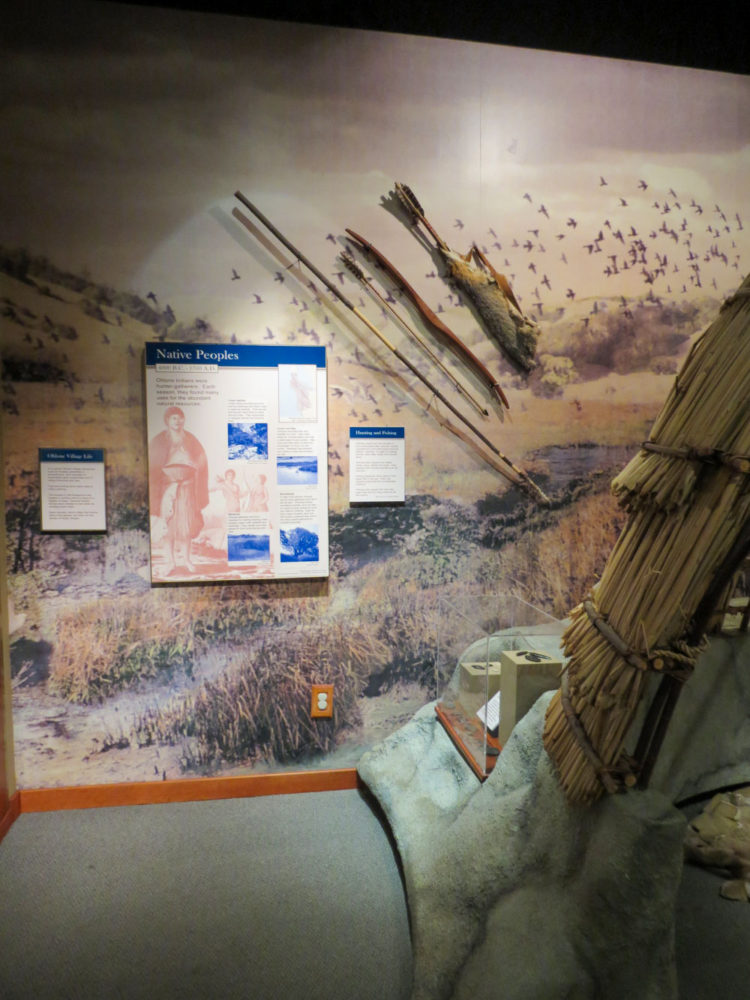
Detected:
left=3, top=174, right=746, bottom=491
left=5, top=174, right=745, bottom=436
left=230, top=175, right=745, bottom=355
left=208, top=176, right=748, bottom=447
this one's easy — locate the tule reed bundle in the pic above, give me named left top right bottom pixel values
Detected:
left=543, top=275, right=750, bottom=805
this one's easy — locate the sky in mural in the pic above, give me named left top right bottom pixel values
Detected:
left=1, top=0, right=748, bottom=340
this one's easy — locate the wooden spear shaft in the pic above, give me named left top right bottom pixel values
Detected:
left=344, top=228, right=510, bottom=408
left=339, top=250, right=490, bottom=419
left=233, top=191, right=549, bottom=505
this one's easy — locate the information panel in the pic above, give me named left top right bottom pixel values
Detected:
left=349, top=427, right=405, bottom=504
left=39, top=448, right=107, bottom=532
left=145, top=343, right=328, bottom=582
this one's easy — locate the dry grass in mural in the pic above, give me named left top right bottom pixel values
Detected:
left=189, top=581, right=326, bottom=639
left=49, top=593, right=197, bottom=703
left=485, top=490, right=628, bottom=618
left=351, top=567, right=444, bottom=693
left=375, top=588, right=442, bottom=690
left=47, top=585, right=327, bottom=704
left=133, top=619, right=390, bottom=767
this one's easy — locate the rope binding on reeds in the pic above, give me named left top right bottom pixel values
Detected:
left=555, top=598, right=706, bottom=797
left=582, top=598, right=704, bottom=682
left=640, top=442, right=750, bottom=475
left=721, top=288, right=750, bottom=310
left=559, top=668, right=638, bottom=795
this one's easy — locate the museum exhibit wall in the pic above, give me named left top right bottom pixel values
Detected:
left=1, top=456, right=16, bottom=834
left=1, top=619, right=12, bottom=814
left=1, top=632, right=16, bottom=835
left=1, top=0, right=748, bottom=793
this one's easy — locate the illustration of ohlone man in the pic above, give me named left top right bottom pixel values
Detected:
left=149, top=406, right=209, bottom=575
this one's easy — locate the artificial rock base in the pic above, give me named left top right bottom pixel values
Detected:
left=358, top=692, right=686, bottom=1000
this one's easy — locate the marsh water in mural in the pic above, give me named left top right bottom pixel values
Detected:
left=2, top=2, right=748, bottom=787
left=227, top=533, right=271, bottom=563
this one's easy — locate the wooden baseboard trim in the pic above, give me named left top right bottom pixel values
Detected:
left=0, top=792, right=21, bottom=843
left=19, top=768, right=363, bottom=813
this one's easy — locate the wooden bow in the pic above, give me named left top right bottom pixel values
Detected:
left=345, top=228, right=509, bottom=409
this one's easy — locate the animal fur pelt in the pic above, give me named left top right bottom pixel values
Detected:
left=394, top=181, right=540, bottom=372
left=442, top=246, right=540, bottom=373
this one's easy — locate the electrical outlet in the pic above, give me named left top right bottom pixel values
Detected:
left=310, top=684, right=334, bottom=718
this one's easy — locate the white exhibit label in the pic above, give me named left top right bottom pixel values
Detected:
left=476, top=691, right=501, bottom=734
left=145, top=343, right=328, bottom=583
left=39, top=448, right=107, bottom=532
left=349, top=427, right=405, bottom=504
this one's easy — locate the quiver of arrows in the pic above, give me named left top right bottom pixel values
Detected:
left=394, top=181, right=540, bottom=373
left=441, top=247, right=540, bottom=373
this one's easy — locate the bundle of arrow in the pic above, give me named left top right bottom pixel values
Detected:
left=543, top=273, right=750, bottom=805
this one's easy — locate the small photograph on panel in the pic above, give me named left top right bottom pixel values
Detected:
left=280, top=526, right=319, bottom=563
left=227, top=533, right=271, bottom=563
left=227, top=421, right=268, bottom=461
left=277, top=454, right=318, bottom=486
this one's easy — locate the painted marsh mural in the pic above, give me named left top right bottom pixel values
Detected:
left=2, top=1, right=748, bottom=787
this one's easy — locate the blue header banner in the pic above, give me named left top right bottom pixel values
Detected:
left=349, top=427, right=405, bottom=439
left=145, top=342, right=326, bottom=369
left=39, top=448, right=104, bottom=463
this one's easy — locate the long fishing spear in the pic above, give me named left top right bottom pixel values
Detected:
left=233, top=190, right=549, bottom=505
left=339, top=250, right=489, bottom=419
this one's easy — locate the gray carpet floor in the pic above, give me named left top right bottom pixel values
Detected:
left=675, top=796, right=750, bottom=1000
left=1, top=789, right=748, bottom=999
left=0, top=790, right=412, bottom=1000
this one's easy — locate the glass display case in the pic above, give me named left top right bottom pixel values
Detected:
left=435, top=594, right=565, bottom=780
